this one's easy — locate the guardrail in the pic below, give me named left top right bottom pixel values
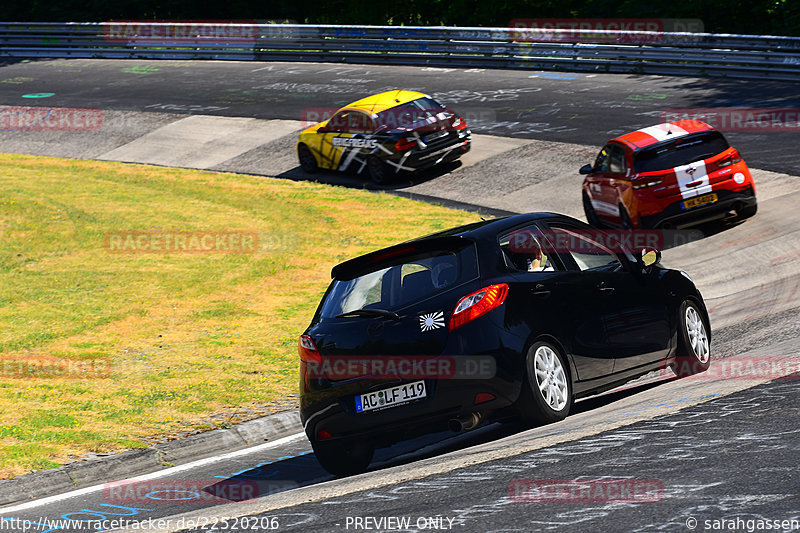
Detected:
left=2, top=22, right=800, bottom=81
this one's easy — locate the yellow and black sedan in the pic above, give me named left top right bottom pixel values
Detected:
left=297, top=90, right=471, bottom=184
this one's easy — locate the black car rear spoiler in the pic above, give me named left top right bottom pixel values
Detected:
left=331, top=236, right=473, bottom=281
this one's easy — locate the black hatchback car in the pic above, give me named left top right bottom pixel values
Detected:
left=299, top=213, right=711, bottom=475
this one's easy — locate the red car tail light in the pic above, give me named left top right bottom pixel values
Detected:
left=632, top=178, right=663, bottom=190
left=716, top=155, right=742, bottom=169
left=452, top=117, right=468, bottom=130
left=449, top=283, right=509, bottom=331
left=395, top=137, right=418, bottom=151
left=299, top=334, right=321, bottom=363
left=632, top=171, right=670, bottom=190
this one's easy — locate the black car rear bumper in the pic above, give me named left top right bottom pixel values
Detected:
left=386, top=134, right=471, bottom=173
left=301, top=375, right=516, bottom=447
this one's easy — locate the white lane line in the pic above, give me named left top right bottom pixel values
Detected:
left=0, top=433, right=306, bottom=514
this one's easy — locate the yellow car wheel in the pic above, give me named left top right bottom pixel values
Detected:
left=367, top=156, right=390, bottom=185
left=298, top=144, right=318, bottom=173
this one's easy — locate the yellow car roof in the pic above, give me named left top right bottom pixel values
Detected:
left=341, top=90, right=428, bottom=116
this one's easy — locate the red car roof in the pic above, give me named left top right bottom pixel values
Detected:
left=612, top=120, right=714, bottom=150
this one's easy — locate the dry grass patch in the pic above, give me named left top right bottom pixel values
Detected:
left=0, top=153, right=479, bottom=478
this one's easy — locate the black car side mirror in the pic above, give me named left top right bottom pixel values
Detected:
left=579, top=164, right=593, bottom=175
left=639, top=248, right=662, bottom=269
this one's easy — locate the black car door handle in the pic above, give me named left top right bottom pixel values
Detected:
left=531, top=283, right=551, bottom=296
left=597, top=282, right=615, bottom=294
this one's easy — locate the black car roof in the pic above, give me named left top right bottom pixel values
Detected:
left=330, top=212, right=570, bottom=280
left=414, top=212, right=569, bottom=239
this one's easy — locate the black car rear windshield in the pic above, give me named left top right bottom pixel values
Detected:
left=634, top=131, right=730, bottom=173
left=319, top=245, right=478, bottom=319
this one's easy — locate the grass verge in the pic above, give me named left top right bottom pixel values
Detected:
left=0, top=153, right=479, bottom=478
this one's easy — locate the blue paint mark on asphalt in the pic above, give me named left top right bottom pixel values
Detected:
left=214, top=449, right=314, bottom=479
left=529, top=72, right=583, bottom=80
left=21, top=92, right=55, bottom=98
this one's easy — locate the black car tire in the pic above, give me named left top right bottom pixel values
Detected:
left=367, top=156, right=390, bottom=185
left=583, top=193, right=602, bottom=228
left=312, top=438, right=374, bottom=476
left=516, top=341, right=572, bottom=426
left=297, top=144, right=318, bottom=173
left=671, top=300, right=711, bottom=377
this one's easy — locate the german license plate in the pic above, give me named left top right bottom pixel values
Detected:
left=683, top=193, right=718, bottom=210
left=355, top=381, right=426, bottom=413
left=424, top=131, right=448, bottom=142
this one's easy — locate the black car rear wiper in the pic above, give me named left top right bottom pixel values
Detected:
left=336, top=309, right=401, bottom=321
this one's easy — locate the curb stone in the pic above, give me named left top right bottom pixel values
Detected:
left=0, top=409, right=302, bottom=507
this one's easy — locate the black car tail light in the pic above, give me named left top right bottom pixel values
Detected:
left=449, top=283, right=509, bottom=331
left=395, top=137, right=418, bottom=151
left=299, top=335, right=320, bottom=363
left=474, top=392, right=495, bottom=405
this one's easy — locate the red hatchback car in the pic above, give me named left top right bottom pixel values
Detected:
left=580, top=120, right=757, bottom=229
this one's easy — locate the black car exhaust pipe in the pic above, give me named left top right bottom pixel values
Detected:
left=449, top=412, right=483, bottom=432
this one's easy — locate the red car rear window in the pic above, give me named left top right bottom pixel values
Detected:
left=633, top=131, right=730, bottom=173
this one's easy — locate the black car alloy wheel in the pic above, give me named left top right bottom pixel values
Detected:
left=517, top=340, right=573, bottom=425
left=671, top=300, right=711, bottom=377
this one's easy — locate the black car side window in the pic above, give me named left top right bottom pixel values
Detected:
left=499, top=226, right=560, bottom=272
left=543, top=226, right=621, bottom=272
